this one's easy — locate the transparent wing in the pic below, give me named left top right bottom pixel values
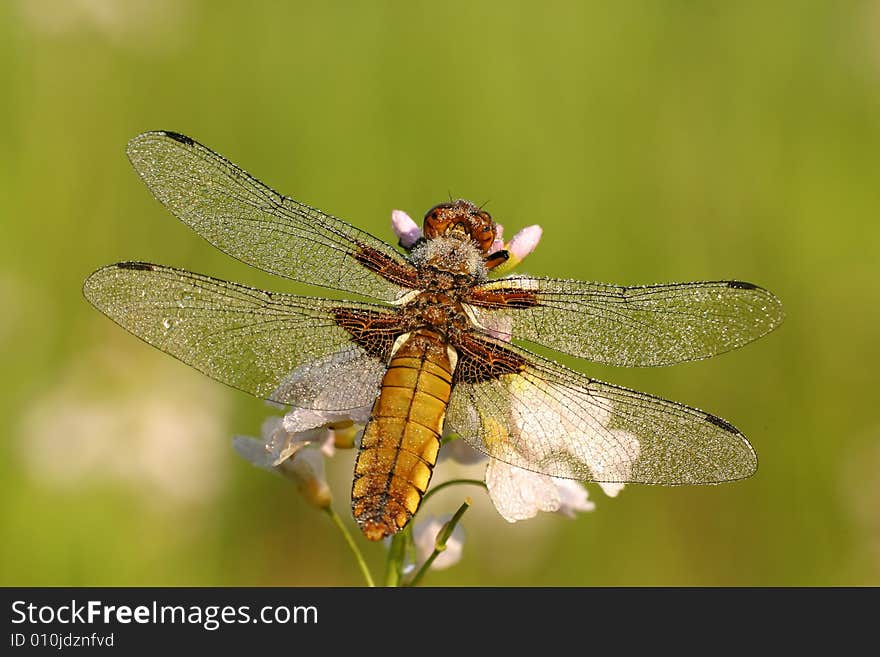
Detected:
left=465, top=277, right=784, bottom=367
left=447, top=334, right=757, bottom=484
left=82, top=262, right=405, bottom=411
left=126, top=131, right=419, bottom=302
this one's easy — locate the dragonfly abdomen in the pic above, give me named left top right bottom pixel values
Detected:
left=352, top=329, right=456, bottom=541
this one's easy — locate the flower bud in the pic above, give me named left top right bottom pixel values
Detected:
left=412, top=514, right=465, bottom=571
left=492, top=225, right=543, bottom=275
left=391, top=209, right=422, bottom=249
left=330, top=422, right=360, bottom=449
left=278, top=448, right=332, bottom=509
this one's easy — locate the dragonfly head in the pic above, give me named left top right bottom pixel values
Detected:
left=423, top=199, right=496, bottom=254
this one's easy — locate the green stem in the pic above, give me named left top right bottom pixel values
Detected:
left=421, top=478, right=486, bottom=505
left=384, top=526, right=410, bottom=587
left=324, top=506, right=375, bottom=588
left=384, top=479, right=484, bottom=586
left=406, top=498, right=471, bottom=587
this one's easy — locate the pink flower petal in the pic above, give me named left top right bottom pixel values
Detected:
left=505, top=225, right=543, bottom=264
left=491, top=223, right=505, bottom=253
left=391, top=209, right=422, bottom=248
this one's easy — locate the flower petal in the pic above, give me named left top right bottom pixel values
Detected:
left=508, top=375, right=613, bottom=465
left=232, top=435, right=276, bottom=470
left=391, top=209, right=422, bottom=248
left=271, top=347, right=382, bottom=419
left=490, top=223, right=505, bottom=253
left=268, top=425, right=323, bottom=465
left=282, top=407, right=351, bottom=434
left=486, top=458, right=560, bottom=522
left=505, top=225, right=543, bottom=263
left=233, top=428, right=332, bottom=508
left=490, top=224, right=542, bottom=275
left=596, top=430, right=638, bottom=496
left=256, top=415, right=318, bottom=464
left=272, top=407, right=370, bottom=464
left=552, top=479, right=596, bottom=517
left=318, top=432, right=337, bottom=457
left=598, top=481, right=626, bottom=498
left=278, top=447, right=332, bottom=509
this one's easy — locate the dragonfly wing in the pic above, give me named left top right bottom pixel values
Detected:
left=126, top=131, right=419, bottom=302
left=446, top=333, right=757, bottom=484
left=465, top=277, right=784, bottom=366
left=83, top=262, right=407, bottom=411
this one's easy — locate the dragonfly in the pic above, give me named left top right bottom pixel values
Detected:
left=83, top=131, right=784, bottom=541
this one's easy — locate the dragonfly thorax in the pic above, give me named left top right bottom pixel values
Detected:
left=410, top=234, right=488, bottom=286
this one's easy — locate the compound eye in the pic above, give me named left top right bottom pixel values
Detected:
left=423, top=206, right=450, bottom=238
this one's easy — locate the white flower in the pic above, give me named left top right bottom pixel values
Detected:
left=597, top=481, right=625, bottom=498
left=412, top=514, right=466, bottom=571
left=504, top=374, right=641, bottom=484
left=276, top=407, right=360, bottom=462
left=554, top=478, right=597, bottom=518
left=440, top=438, right=608, bottom=524
left=485, top=459, right=596, bottom=522
left=233, top=408, right=363, bottom=510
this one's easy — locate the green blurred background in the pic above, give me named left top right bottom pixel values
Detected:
left=2, top=0, right=878, bottom=586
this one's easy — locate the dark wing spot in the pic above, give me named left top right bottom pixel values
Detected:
left=117, top=262, right=154, bottom=271
left=453, top=333, right=528, bottom=383
left=465, top=286, right=540, bottom=309
left=705, top=413, right=740, bottom=434
left=727, top=281, right=758, bottom=290
left=162, top=131, right=195, bottom=146
left=332, top=308, right=406, bottom=360
left=353, top=243, right=420, bottom=288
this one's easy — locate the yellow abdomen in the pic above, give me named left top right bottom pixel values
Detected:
left=352, top=329, right=455, bottom=541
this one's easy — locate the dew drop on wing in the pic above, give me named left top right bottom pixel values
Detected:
left=162, top=318, right=173, bottom=330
